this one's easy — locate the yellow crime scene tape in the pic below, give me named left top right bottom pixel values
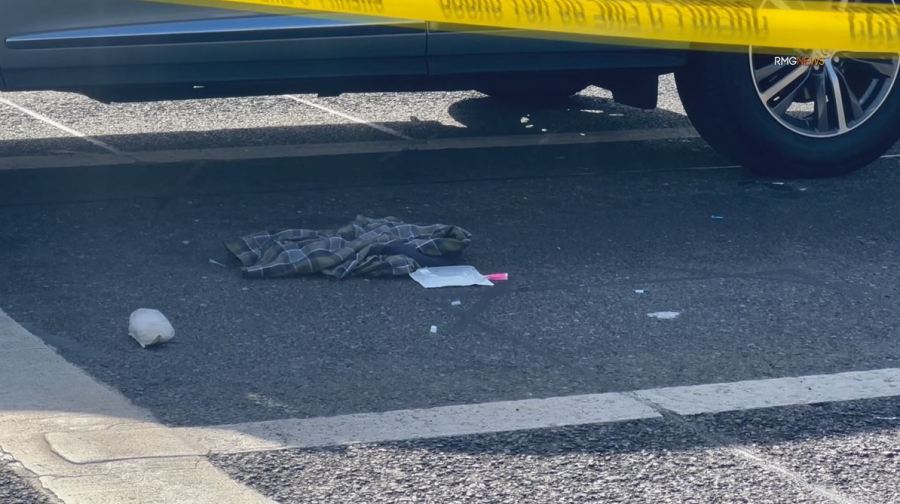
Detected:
left=159, top=0, right=900, bottom=54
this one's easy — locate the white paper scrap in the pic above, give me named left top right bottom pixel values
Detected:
left=410, top=266, right=494, bottom=289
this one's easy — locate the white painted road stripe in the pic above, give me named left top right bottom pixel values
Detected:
left=0, top=97, right=123, bottom=155
left=283, top=94, right=415, bottom=140
left=0, top=127, right=699, bottom=172
left=47, top=393, right=661, bottom=463
left=0, top=308, right=273, bottom=504
left=44, top=368, right=900, bottom=463
left=635, top=368, right=900, bottom=415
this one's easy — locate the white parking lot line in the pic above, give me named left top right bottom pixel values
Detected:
left=0, top=98, right=123, bottom=154
left=43, top=367, right=900, bottom=462
left=282, top=95, right=415, bottom=140
left=47, top=394, right=661, bottom=463
left=634, top=369, right=900, bottom=415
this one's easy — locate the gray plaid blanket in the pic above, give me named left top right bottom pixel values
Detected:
left=225, top=216, right=471, bottom=279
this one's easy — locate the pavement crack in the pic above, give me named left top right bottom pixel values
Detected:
left=46, top=450, right=210, bottom=466
left=625, top=392, right=863, bottom=504
left=1, top=444, right=65, bottom=504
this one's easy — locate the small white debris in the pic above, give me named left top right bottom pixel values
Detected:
left=520, top=116, right=530, bottom=124
left=208, top=258, right=225, bottom=267
left=129, top=308, right=175, bottom=348
left=525, top=124, right=534, bottom=129
left=430, top=325, right=438, bottom=334
left=579, top=133, right=586, bottom=136
left=451, top=300, right=462, bottom=306
left=410, top=266, right=493, bottom=289
left=634, top=289, right=645, bottom=294
left=541, top=128, right=548, bottom=132
left=647, top=311, right=680, bottom=320
left=182, top=240, right=190, bottom=245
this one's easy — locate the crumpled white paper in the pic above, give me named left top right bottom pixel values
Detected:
left=129, top=308, right=175, bottom=348
left=409, top=266, right=494, bottom=289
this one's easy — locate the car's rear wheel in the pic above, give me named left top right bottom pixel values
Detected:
left=676, top=45, right=900, bottom=178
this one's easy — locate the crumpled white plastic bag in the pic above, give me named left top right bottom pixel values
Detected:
left=129, top=308, right=175, bottom=348
left=409, top=266, right=494, bottom=288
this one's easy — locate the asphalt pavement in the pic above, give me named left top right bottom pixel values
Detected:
left=211, top=397, right=900, bottom=503
left=0, top=459, right=52, bottom=504
left=1, top=76, right=899, bottom=503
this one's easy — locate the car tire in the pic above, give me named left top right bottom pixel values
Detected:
left=675, top=50, right=900, bottom=178
left=478, top=81, right=586, bottom=106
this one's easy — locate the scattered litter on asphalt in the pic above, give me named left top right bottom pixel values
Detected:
left=711, top=215, right=724, bottom=220
left=128, top=308, right=175, bottom=348
left=208, top=258, right=226, bottom=267
left=451, top=300, right=462, bottom=306
left=634, top=289, right=645, bottom=294
left=525, top=124, right=534, bottom=129
left=410, top=265, right=493, bottom=288
left=226, top=216, right=470, bottom=279
left=766, top=181, right=798, bottom=192
left=647, top=311, right=680, bottom=320
left=541, top=128, right=548, bottom=132
left=485, top=273, right=509, bottom=282
left=182, top=240, right=190, bottom=245
left=745, top=180, right=808, bottom=195
left=520, top=116, right=530, bottom=124
left=430, top=325, right=438, bottom=334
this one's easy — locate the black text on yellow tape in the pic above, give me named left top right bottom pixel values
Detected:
left=155, top=0, right=900, bottom=54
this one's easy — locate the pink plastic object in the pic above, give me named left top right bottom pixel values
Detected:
left=485, top=273, right=509, bottom=281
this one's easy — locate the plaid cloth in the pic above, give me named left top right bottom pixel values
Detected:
left=225, top=216, right=472, bottom=279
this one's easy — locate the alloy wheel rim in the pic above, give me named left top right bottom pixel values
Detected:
left=749, top=1, right=900, bottom=138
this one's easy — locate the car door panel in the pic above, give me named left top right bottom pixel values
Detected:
left=0, top=0, right=426, bottom=89
left=427, top=23, right=685, bottom=74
